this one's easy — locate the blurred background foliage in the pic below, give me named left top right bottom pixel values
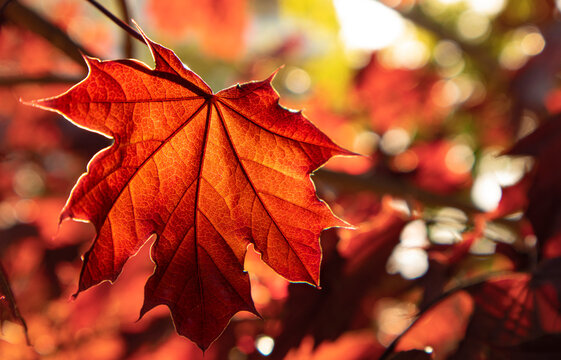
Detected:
left=1, top=0, right=561, bottom=359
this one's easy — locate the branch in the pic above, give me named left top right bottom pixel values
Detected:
left=314, top=169, right=519, bottom=233
left=0, top=0, right=90, bottom=69
left=314, top=169, right=477, bottom=215
left=84, top=0, right=143, bottom=44
left=0, top=74, right=83, bottom=86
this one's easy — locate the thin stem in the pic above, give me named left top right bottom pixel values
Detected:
left=84, top=0, right=143, bottom=44
left=116, top=0, right=134, bottom=58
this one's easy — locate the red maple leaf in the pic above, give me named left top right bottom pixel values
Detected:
left=27, top=27, right=351, bottom=349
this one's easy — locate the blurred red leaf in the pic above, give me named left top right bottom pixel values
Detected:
left=395, top=291, right=474, bottom=359
left=146, top=0, right=248, bottom=60
left=302, top=100, right=374, bottom=175
left=396, top=140, right=472, bottom=194
left=28, top=27, right=350, bottom=349
left=485, top=175, right=531, bottom=221
left=508, top=115, right=561, bottom=259
left=393, top=257, right=561, bottom=359
left=272, top=200, right=407, bottom=359
left=545, top=88, right=561, bottom=114
left=354, top=56, right=448, bottom=134
left=285, top=331, right=385, bottom=360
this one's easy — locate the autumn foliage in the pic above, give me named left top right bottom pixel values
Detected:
left=2, top=0, right=561, bottom=359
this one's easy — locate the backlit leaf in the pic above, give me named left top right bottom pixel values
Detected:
left=27, top=27, right=351, bottom=349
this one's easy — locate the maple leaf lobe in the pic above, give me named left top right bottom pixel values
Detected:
left=28, top=27, right=351, bottom=350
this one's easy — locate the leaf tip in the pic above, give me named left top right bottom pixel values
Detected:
left=19, top=97, right=40, bottom=108
left=266, top=65, right=284, bottom=83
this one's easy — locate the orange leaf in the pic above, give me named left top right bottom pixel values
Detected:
left=27, top=27, right=351, bottom=350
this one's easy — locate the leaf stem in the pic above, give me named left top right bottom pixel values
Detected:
left=84, top=0, right=144, bottom=44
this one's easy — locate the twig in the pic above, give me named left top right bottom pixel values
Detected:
left=84, top=0, right=143, bottom=43
left=0, top=262, right=30, bottom=346
left=314, top=169, right=520, bottom=232
left=315, top=169, right=476, bottom=215
left=116, top=0, right=134, bottom=58
left=0, top=0, right=90, bottom=69
left=0, top=74, right=83, bottom=86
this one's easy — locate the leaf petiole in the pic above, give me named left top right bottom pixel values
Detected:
left=84, top=0, right=143, bottom=44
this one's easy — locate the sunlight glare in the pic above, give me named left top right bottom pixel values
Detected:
left=435, top=0, right=462, bottom=5
left=429, top=224, right=461, bottom=244
left=471, top=174, right=502, bottom=211
left=387, top=245, right=429, bottom=279
left=400, top=220, right=429, bottom=248
left=380, top=127, right=411, bottom=155
left=333, top=0, right=405, bottom=50
left=256, top=335, right=275, bottom=356
left=381, top=24, right=430, bottom=69
left=466, top=0, right=506, bottom=16
left=478, top=152, right=532, bottom=187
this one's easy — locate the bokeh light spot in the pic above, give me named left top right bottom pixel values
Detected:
left=434, top=40, right=462, bottom=68
left=471, top=174, right=502, bottom=211
left=387, top=245, right=429, bottom=279
left=521, top=32, right=545, bottom=56
left=255, top=335, right=274, bottom=356
left=466, top=0, right=506, bottom=16
left=380, top=127, right=411, bottom=155
left=334, top=0, right=405, bottom=50
left=445, top=143, right=475, bottom=174
left=285, top=67, right=311, bottom=94
left=400, top=220, right=429, bottom=248
left=457, top=11, right=490, bottom=41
